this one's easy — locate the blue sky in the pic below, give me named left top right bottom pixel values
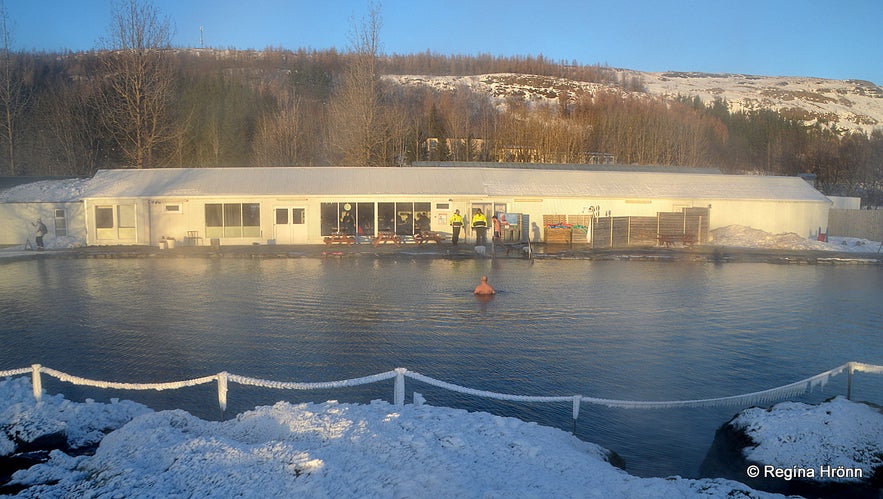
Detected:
left=6, top=0, right=882, bottom=84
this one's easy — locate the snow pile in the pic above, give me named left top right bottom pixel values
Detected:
left=0, top=377, right=151, bottom=456
left=733, top=396, right=883, bottom=481
left=710, top=225, right=879, bottom=253
left=0, top=379, right=777, bottom=498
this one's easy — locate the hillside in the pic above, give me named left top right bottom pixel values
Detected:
left=388, top=70, right=883, bottom=135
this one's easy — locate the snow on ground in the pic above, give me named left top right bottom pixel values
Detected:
left=710, top=225, right=881, bottom=253
left=0, top=377, right=778, bottom=498
left=388, top=71, right=883, bottom=135
left=733, top=396, right=883, bottom=480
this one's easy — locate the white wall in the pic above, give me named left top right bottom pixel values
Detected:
left=0, top=202, right=85, bottom=247
left=827, top=196, right=861, bottom=210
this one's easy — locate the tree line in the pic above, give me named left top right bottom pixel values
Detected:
left=0, top=1, right=880, bottom=205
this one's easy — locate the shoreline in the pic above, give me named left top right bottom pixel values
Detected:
left=2, top=242, right=882, bottom=265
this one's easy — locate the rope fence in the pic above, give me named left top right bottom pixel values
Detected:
left=2, top=362, right=881, bottom=427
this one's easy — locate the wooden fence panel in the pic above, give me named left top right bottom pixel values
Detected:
left=627, top=216, right=658, bottom=246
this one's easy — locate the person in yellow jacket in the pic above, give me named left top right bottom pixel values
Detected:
left=449, top=209, right=464, bottom=245
left=471, top=209, right=488, bottom=246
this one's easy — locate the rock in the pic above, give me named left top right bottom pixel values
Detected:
left=700, top=398, right=883, bottom=498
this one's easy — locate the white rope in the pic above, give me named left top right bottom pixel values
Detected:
left=576, top=365, right=847, bottom=409
left=227, top=370, right=398, bottom=390
left=404, top=370, right=574, bottom=403
left=3, top=362, right=878, bottom=412
left=852, top=362, right=883, bottom=375
left=403, top=365, right=847, bottom=409
left=40, top=367, right=218, bottom=391
left=0, top=367, right=32, bottom=377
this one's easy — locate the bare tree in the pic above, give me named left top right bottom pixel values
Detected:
left=328, top=2, right=395, bottom=166
left=40, top=77, right=104, bottom=175
left=98, top=0, right=176, bottom=168
left=252, top=83, right=303, bottom=166
left=0, top=0, right=30, bottom=175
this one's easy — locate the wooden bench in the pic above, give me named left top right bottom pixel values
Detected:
left=372, top=232, right=402, bottom=246
left=324, top=233, right=356, bottom=246
left=414, top=231, right=446, bottom=245
left=657, top=234, right=696, bottom=247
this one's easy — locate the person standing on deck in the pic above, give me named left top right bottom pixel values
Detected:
left=450, top=209, right=464, bottom=245
left=471, top=209, right=488, bottom=246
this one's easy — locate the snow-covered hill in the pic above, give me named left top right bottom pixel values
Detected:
left=388, top=70, right=883, bottom=135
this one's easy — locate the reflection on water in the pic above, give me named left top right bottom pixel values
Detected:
left=1, top=257, right=881, bottom=478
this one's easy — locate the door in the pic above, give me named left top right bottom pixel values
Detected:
left=273, top=207, right=307, bottom=244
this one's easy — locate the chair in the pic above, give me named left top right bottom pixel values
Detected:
left=184, top=230, right=203, bottom=246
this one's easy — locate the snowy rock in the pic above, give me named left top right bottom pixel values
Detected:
left=700, top=396, right=883, bottom=497
left=0, top=377, right=151, bottom=493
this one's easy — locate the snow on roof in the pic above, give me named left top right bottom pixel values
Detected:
left=0, top=177, right=91, bottom=203
left=77, top=167, right=831, bottom=203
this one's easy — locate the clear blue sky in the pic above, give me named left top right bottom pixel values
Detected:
left=6, top=0, right=882, bottom=85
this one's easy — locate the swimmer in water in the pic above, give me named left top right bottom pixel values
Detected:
left=473, top=275, right=496, bottom=295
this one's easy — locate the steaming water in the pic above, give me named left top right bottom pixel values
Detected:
left=1, top=257, right=881, bottom=478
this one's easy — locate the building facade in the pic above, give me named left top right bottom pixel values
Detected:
left=1, top=166, right=832, bottom=248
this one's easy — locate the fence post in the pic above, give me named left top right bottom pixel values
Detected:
left=571, top=395, right=581, bottom=434
left=847, top=362, right=854, bottom=400
left=609, top=217, right=614, bottom=248
left=217, top=372, right=228, bottom=419
left=31, top=364, right=42, bottom=402
left=394, top=368, right=406, bottom=406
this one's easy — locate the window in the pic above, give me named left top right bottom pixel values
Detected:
left=320, top=203, right=339, bottom=236
left=54, top=209, right=67, bottom=237
left=292, top=208, right=305, bottom=224
left=117, top=205, right=136, bottom=239
left=206, top=203, right=261, bottom=238
left=164, top=204, right=182, bottom=213
left=275, top=208, right=289, bottom=225
left=377, top=203, right=395, bottom=233
left=395, top=202, right=413, bottom=235
left=242, top=203, right=261, bottom=237
left=415, top=202, right=431, bottom=233
left=95, top=206, right=114, bottom=229
left=356, top=203, right=373, bottom=235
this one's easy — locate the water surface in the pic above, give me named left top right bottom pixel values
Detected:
left=1, top=257, right=881, bottom=478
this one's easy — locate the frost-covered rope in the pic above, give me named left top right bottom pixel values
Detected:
left=227, top=370, right=398, bottom=390
left=852, top=362, right=883, bottom=375
left=4, top=362, right=880, bottom=414
left=404, top=370, right=574, bottom=403
left=39, top=366, right=217, bottom=391
left=576, top=364, right=846, bottom=409
left=403, top=364, right=846, bottom=410
left=0, top=367, right=32, bottom=377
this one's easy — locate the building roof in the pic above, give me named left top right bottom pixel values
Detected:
left=0, top=177, right=90, bottom=203
left=75, top=167, right=830, bottom=203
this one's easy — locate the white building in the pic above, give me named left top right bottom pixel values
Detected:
left=1, top=166, right=832, bottom=247
left=0, top=177, right=87, bottom=248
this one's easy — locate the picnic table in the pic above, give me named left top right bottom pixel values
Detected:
left=324, top=233, right=356, bottom=246
left=372, top=232, right=402, bottom=246
left=414, top=231, right=446, bottom=245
